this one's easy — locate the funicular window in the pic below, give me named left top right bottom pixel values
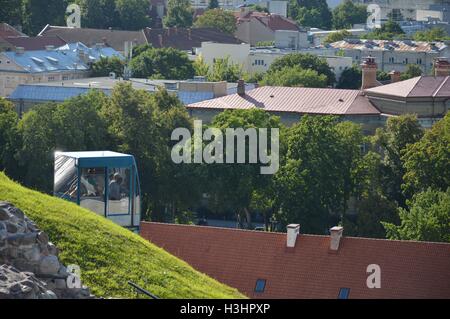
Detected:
left=79, top=167, right=106, bottom=216
left=107, top=167, right=131, bottom=215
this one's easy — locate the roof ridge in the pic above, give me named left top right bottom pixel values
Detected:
left=432, top=75, right=449, bottom=97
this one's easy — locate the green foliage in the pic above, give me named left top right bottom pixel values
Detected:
left=193, top=55, right=210, bottom=77
left=255, top=41, right=275, bottom=47
left=0, top=98, right=20, bottom=179
left=164, top=0, right=194, bottom=28
left=130, top=47, right=195, bottom=79
left=248, top=4, right=269, bottom=13
left=194, top=8, right=237, bottom=34
left=114, top=0, right=151, bottom=30
left=260, top=66, right=328, bottom=87
left=413, top=27, right=450, bottom=42
left=207, top=56, right=243, bottom=82
left=336, top=64, right=361, bottom=89
left=362, top=19, right=405, bottom=40
left=22, top=0, right=68, bottom=35
left=402, top=113, right=450, bottom=198
left=332, top=0, right=367, bottom=30
left=383, top=188, right=450, bottom=243
left=372, top=114, right=424, bottom=206
left=268, top=53, right=335, bottom=85
left=0, top=0, right=22, bottom=26
left=0, top=172, right=245, bottom=298
left=289, top=0, right=332, bottom=29
left=323, top=30, right=352, bottom=44
left=91, top=56, right=125, bottom=77
left=400, top=64, right=422, bottom=81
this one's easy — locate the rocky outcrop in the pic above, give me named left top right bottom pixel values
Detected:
left=0, top=201, right=94, bottom=299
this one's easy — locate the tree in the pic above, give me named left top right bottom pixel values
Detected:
left=91, top=56, right=125, bottom=77
left=336, top=64, right=361, bottom=89
left=76, top=0, right=119, bottom=29
left=362, top=19, right=405, bottom=40
left=0, top=0, right=22, bottom=26
left=268, top=53, right=335, bottom=86
left=114, top=0, right=151, bottom=30
left=372, top=114, right=424, bottom=206
left=205, top=109, right=282, bottom=229
left=400, top=64, right=422, bottom=81
left=129, top=47, right=195, bottom=79
left=288, top=0, right=332, bottom=30
left=164, top=0, right=194, bottom=28
left=22, top=0, right=68, bottom=35
left=194, top=8, right=237, bottom=34
left=193, top=55, right=210, bottom=77
left=0, top=98, right=20, bottom=180
left=323, top=30, right=352, bottom=44
left=413, top=27, right=450, bottom=42
left=260, top=66, right=328, bottom=88
left=207, top=56, right=242, bottom=82
left=208, top=0, right=219, bottom=10
left=274, top=116, right=360, bottom=234
left=402, top=113, right=450, bottom=198
left=332, top=0, right=367, bottom=30
left=383, top=188, right=450, bottom=243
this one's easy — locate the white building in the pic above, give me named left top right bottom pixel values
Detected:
left=308, top=28, right=368, bottom=47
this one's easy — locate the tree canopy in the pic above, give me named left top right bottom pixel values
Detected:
left=332, top=0, right=367, bottom=30
left=260, top=66, right=328, bottom=88
left=194, top=8, right=237, bottom=34
left=164, top=0, right=194, bottom=28
left=288, top=0, right=332, bottom=29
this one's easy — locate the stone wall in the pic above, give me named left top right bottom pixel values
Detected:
left=0, top=201, right=94, bottom=299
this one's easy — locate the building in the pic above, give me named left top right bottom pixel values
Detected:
left=144, top=27, right=243, bottom=51
left=234, top=10, right=299, bottom=45
left=307, top=28, right=368, bottom=47
left=7, top=76, right=238, bottom=113
left=0, top=36, right=67, bottom=51
left=187, top=57, right=450, bottom=130
left=38, top=25, right=148, bottom=54
left=0, top=23, right=27, bottom=51
left=0, top=43, right=123, bottom=97
left=321, top=39, right=450, bottom=74
left=140, top=222, right=450, bottom=299
left=274, top=30, right=309, bottom=49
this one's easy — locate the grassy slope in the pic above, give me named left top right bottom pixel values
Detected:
left=0, top=172, right=244, bottom=299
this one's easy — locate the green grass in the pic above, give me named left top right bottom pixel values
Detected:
left=0, top=172, right=245, bottom=299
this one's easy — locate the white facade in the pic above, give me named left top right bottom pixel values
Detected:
left=275, top=30, right=309, bottom=49
left=195, top=42, right=251, bottom=67
left=308, top=29, right=368, bottom=47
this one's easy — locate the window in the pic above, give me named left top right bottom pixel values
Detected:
left=338, top=288, right=350, bottom=299
left=254, top=279, right=266, bottom=293
left=417, top=58, right=422, bottom=65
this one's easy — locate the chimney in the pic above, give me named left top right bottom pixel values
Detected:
left=15, top=46, right=24, bottom=54
left=286, top=224, right=300, bottom=248
left=360, top=56, right=379, bottom=90
left=389, top=70, right=401, bottom=83
left=434, top=57, right=450, bottom=76
left=329, top=226, right=343, bottom=251
left=237, top=79, right=245, bottom=96
left=158, top=34, right=163, bottom=47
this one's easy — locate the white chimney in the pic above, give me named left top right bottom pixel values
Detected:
left=286, top=224, right=300, bottom=248
left=330, top=226, right=343, bottom=251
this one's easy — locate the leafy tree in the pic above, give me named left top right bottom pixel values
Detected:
left=383, top=188, right=450, bottom=243
left=260, top=66, right=327, bottom=87
left=129, top=47, right=195, bottom=79
left=323, top=30, right=352, bottom=44
left=208, top=0, right=219, bottom=10
left=248, top=4, right=269, bottom=13
left=274, top=116, right=360, bottom=234
left=288, top=0, right=332, bottom=29
left=205, top=109, right=282, bottom=229
left=362, top=19, right=405, bottom=40
left=400, top=64, right=422, bottom=81
left=193, top=54, right=210, bottom=77
left=372, top=114, right=424, bottom=206
left=268, top=53, right=335, bottom=86
left=336, top=64, right=361, bottom=89
left=207, top=56, right=242, bottom=82
left=0, top=0, right=22, bottom=26
left=91, top=56, right=125, bottom=77
left=114, top=0, right=151, bottom=30
left=332, top=0, right=367, bottom=30
left=0, top=98, right=20, bottom=179
left=164, top=0, right=194, bottom=28
left=413, top=27, right=450, bottom=42
left=132, top=43, right=153, bottom=58
left=22, top=0, right=68, bottom=35
left=76, top=0, right=119, bottom=29
left=194, top=8, right=237, bottom=34
left=402, top=113, right=450, bottom=198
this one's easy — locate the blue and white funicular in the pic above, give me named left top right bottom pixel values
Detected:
left=54, top=151, right=141, bottom=230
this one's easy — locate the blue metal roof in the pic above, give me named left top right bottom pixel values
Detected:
left=2, top=42, right=123, bottom=74
left=57, top=151, right=134, bottom=168
left=9, top=84, right=215, bottom=105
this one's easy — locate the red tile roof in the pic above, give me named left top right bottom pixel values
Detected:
left=3, top=36, right=67, bottom=50
left=236, top=12, right=299, bottom=32
left=0, top=23, right=25, bottom=38
left=140, top=222, right=450, bottom=299
left=187, top=86, right=381, bottom=115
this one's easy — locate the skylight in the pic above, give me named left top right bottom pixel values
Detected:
left=46, top=56, right=59, bottom=64
left=31, top=57, right=45, bottom=65
left=254, top=279, right=266, bottom=293
left=338, top=288, right=350, bottom=299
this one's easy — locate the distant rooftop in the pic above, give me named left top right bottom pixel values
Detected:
left=3, top=36, right=67, bottom=51
left=328, top=39, right=448, bottom=53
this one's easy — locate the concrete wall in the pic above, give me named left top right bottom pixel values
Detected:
left=275, top=30, right=309, bottom=49
left=196, top=42, right=251, bottom=68
left=235, top=18, right=275, bottom=46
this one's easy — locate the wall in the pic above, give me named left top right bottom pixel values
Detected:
left=197, top=42, right=251, bottom=67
